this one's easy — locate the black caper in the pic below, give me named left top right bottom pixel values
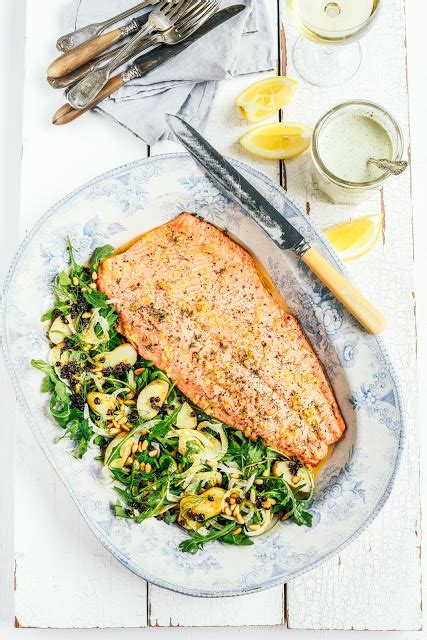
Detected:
left=208, top=495, right=215, bottom=502
left=94, top=397, right=101, bottom=405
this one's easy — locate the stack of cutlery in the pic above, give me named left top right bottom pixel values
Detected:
left=48, top=1, right=244, bottom=125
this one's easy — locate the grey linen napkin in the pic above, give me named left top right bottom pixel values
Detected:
left=62, top=0, right=274, bottom=145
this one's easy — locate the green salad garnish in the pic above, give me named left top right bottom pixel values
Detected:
left=32, top=240, right=313, bottom=553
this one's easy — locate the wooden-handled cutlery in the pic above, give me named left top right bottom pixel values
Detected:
left=49, top=21, right=142, bottom=79
left=66, top=0, right=213, bottom=110
left=56, top=0, right=160, bottom=51
left=52, top=5, right=244, bottom=125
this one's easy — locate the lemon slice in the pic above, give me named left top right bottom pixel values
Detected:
left=239, top=122, right=312, bottom=160
left=323, top=214, right=384, bottom=261
left=236, top=76, right=298, bottom=123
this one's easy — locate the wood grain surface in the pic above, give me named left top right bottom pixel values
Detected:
left=13, top=0, right=421, bottom=630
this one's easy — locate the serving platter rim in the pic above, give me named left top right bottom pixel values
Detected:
left=1, top=152, right=405, bottom=597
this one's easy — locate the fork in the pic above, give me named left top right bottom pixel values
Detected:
left=66, top=0, right=196, bottom=110
left=53, top=0, right=220, bottom=126
left=56, top=0, right=156, bottom=52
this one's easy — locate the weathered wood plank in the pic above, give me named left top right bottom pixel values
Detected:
left=148, top=584, right=284, bottom=627
left=15, top=0, right=151, bottom=628
left=279, top=0, right=421, bottom=630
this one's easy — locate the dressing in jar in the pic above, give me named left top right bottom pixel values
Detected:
left=311, top=100, right=403, bottom=204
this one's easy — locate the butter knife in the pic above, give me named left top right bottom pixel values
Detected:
left=52, top=5, right=245, bottom=126
left=167, top=115, right=387, bottom=335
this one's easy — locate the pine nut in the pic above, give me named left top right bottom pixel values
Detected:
left=255, top=479, right=263, bottom=485
left=134, top=368, right=145, bottom=375
left=248, top=523, right=260, bottom=531
left=235, top=513, right=245, bottom=525
left=262, top=470, right=269, bottom=477
left=224, top=506, right=232, bottom=516
left=81, top=287, right=87, bottom=292
left=144, top=463, right=152, bottom=473
left=109, top=427, right=120, bottom=436
left=89, top=283, right=97, bottom=290
left=72, top=277, right=79, bottom=286
left=92, top=271, right=97, bottom=281
left=131, top=443, right=138, bottom=454
left=133, top=461, right=139, bottom=470
left=230, top=473, right=240, bottom=479
left=125, top=391, right=135, bottom=400
left=124, top=400, right=136, bottom=406
left=82, top=312, right=92, bottom=319
left=141, top=440, right=149, bottom=451
left=126, top=456, right=133, bottom=466
left=149, top=449, right=158, bottom=458
left=233, top=528, right=242, bottom=536
left=229, top=497, right=236, bottom=505
left=121, top=424, right=130, bottom=432
left=138, top=441, right=143, bottom=453
left=250, top=489, right=256, bottom=503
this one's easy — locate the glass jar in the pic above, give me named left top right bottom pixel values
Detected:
left=311, top=100, right=404, bottom=205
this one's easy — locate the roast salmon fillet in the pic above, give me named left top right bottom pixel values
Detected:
left=98, top=212, right=345, bottom=466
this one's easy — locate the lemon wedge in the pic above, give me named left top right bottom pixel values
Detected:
left=323, top=214, right=384, bottom=261
left=239, top=122, right=312, bottom=160
left=236, top=76, right=298, bottom=123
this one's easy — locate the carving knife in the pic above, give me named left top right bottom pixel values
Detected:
left=167, top=114, right=386, bottom=335
left=52, top=5, right=245, bottom=126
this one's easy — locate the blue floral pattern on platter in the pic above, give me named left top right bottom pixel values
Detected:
left=1, top=154, right=405, bottom=597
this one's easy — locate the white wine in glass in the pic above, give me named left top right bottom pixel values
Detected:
left=287, top=0, right=381, bottom=86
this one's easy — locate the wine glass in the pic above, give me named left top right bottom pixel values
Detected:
left=287, top=0, right=381, bottom=87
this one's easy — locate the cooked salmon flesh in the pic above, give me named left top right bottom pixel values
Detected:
left=98, top=212, right=345, bottom=466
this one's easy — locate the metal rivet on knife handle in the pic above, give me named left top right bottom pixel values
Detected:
left=301, top=247, right=387, bottom=334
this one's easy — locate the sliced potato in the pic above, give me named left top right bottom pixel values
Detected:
left=104, top=432, right=135, bottom=469
left=87, top=391, right=117, bottom=416
left=137, top=379, right=169, bottom=420
left=176, top=402, right=197, bottom=429
left=272, top=460, right=313, bottom=494
left=94, top=343, right=137, bottom=369
left=180, top=488, right=226, bottom=522
left=49, top=316, right=73, bottom=344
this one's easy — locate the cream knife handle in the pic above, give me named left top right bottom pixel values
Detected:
left=301, top=247, right=387, bottom=335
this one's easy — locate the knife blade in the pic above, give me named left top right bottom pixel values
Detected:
left=52, top=5, right=245, bottom=126
left=132, top=4, right=244, bottom=74
left=167, top=114, right=387, bottom=335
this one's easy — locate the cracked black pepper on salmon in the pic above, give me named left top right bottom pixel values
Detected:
left=97, top=212, right=345, bottom=466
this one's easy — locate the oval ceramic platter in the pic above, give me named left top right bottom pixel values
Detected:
left=2, top=153, right=404, bottom=597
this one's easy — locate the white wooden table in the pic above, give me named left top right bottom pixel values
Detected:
left=0, top=0, right=425, bottom=636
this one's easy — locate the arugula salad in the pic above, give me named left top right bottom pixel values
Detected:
left=32, top=240, right=313, bottom=554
